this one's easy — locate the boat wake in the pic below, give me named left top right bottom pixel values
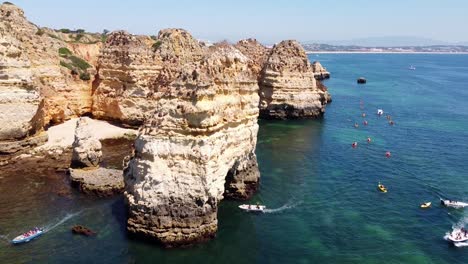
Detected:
left=43, top=211, right=82, bottom=233
left=263, top=201, right=302, bottom=214
left=444, top=215, right=468, bottom=247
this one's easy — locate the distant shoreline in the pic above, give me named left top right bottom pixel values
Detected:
left=306, top=51, right=468, bottom=54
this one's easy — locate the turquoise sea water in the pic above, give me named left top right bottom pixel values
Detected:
left=1, top=54, right=468, bottom=263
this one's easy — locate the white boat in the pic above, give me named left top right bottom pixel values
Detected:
left=239, top=204, right=266, bottom=213
left=445, top=228, right=468, bottom=243
left=440, top=199, right=468, bottom=208
left=12, top=227, right=44, bottom=244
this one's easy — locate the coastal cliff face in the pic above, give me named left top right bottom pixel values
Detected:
left=92, top=31, right=161, bottom=126
left=258, top=40, right=330, bottom=119
left=0, top=3, right=95, bottom=153
left=1, top=2, right=333, bottom=247
left=124, top=44, right=260, bottom=246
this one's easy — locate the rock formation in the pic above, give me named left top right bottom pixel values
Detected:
left=1, top=2, right=334, bottom=247
left=69, top=167, right=124, bottom=196
left=312, top=61, right=330, bottom=80
left=235, top=38, right=269, bottom=78
left=92, top=31, right=161, bottom=126
left=0, top=3, right=44, bottom=153
left=258, top=40, right=330, bottom=119
left=69, top=117, right=124, bottom=196
left=124, top=44, right=260, bottom=247
left=0, top=2, right=96, bottom=154
left=71, top=117, right=102, bottom=168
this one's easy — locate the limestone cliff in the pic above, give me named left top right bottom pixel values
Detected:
left=124, top=44, right=260, bottom=246
left=235, top=38, right=269, bottom=78
left=258, top=40, right=330, bottom=119
left=92, top=31, right=161, bottom=125
left=0, top=2, right=96, bottom=153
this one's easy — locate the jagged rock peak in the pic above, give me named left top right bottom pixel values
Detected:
left=234, top=38, right=269, bottom=77
left=156, top=28, right=203, bottom=63
left=105, top=30, right=141, bottom=47
left=265, top=40, right=312, bottom=73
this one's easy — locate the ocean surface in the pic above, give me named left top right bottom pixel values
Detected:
left=1, top=54, right=468, bottom=263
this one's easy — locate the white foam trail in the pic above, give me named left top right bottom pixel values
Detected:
left=43, top=211, right=82, bottom=233
left=263, top=201, right=302, bottom=214
left=444, top=214, right=468, bottom=247
left=0, top=234, right=10, bottom=244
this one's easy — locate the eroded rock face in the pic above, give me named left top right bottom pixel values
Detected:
left=312, top=61, right=330, bottom=80
left=235, top=38, right=269, bottom=78
left=124, top=45, right=260, bottom=246
left=92, top=31, right=161, bottom=126
left=0, top=3, right=95, bottom=153
left=71, top=117, right=102, bottom=168
left=258, top=40, right=330, bottom=119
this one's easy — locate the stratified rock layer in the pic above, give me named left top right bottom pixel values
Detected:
left=92, top=31, right=161, bottom=126
left=124, top=44, right=260, bottom=246
left=0, top=3, right=95, bottom=153
left=258, top=40, right=330, bottom=119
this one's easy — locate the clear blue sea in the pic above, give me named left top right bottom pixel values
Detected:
left=1, top=54, right=467, bottom=263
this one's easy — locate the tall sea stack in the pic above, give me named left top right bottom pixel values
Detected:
left=124, top=43, right=260, bottom=247
left=258, top=40, right=330, bottom=119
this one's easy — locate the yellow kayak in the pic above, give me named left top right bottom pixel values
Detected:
left=420, top=202, right=431, bottom=208
left=378, top=183, right=387, bottom=193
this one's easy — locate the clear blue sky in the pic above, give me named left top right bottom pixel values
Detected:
left=10, top=0, right=468, bottom=44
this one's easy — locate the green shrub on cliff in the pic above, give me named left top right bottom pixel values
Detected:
left=36, top=29, right=45, bottom=36
left=69, top=56, right=91, bottom=70
left=79, top=72, right=91, bottom=81
left=58, top=48, right=92, bottom=81
left=152, top=41, right=162, bottom=51
left=58, top=47, right=72, bottom=57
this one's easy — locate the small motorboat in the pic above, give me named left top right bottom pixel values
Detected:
left=11, top=227, right=44, bottom=244
left=420, top=202, right=431, bottom=208
left=445, top=228, right=468, bottom=243
left=239, top=204, right=266, bottom=213
left=378, top=183, right=388, bottom=193
left=440, top=199, right=468, bottom=208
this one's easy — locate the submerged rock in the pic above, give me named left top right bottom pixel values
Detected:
left=69, top=167, right=124, bottom=197
left=124, top=44, right=260, bottom=247
left=258, top=40, right=330, bottom=119
left=71, top=225, right=96, bottom=236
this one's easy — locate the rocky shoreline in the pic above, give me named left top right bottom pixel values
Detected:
left=0, top=2, right=332, bottom=247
